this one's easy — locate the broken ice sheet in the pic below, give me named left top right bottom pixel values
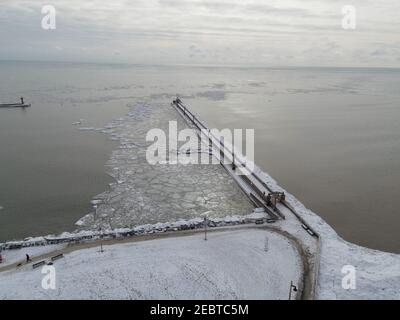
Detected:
left=77, top=101, right=254, bottom=230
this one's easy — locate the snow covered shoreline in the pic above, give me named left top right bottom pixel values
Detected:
left=172, top=99, right=400, bottom=299
left=254, top=166, right=400, bottom=299
left=0, top=229, right=303, bottom=300
left=0, top=214, right=262, bottom=250
left=1, top=99, right=399, bottom=299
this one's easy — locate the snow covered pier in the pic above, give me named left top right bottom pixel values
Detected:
left=172, top=98, right=282, bottom=221
left=172, top=98, right=321, bottom=229
left=171, top=98, right=321, bottom=299
left=0, top=97, right=31, bottom=108
left=169, top=99, right=400, bottom=300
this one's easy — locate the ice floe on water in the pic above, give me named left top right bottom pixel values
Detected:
left=78, top=127, right=97, bottom=131
left=72, top=118, right=86, bottom=125
left=76, top=100, right=254, bottom=231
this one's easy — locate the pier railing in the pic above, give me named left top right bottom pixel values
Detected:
left=172, top=99, right=285, bottom=220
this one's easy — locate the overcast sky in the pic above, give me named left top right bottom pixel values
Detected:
left=0, top=0, right=399, bottom=67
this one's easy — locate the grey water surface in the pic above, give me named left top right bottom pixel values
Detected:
left=0, top=61, right=399, bottom=253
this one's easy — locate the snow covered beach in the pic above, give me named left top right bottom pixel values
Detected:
left=0, top=99, right=399, bottom=300
left=0, top=228, right=303, bottom=300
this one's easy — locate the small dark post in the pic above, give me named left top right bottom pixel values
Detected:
left=232, top=143, right=236, bottom=170
left=289, top=281, right=298, bottom=300
left=220, top=138, right=224, bottom=164
left=208, top=130, right=213, bottom=162
left=266, top=194, right=272, bottom=206
left=99, top=227, right=104, bottom=253
left=204, top=217, right=207, bottom=241
left=20, top=97, right=24, bottom=105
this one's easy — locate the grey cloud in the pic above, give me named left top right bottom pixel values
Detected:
left=159, top=0, right=240, bottom=11
left=0, top=0, right=399, bottom=67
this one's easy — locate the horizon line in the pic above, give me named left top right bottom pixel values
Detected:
left=1, top=59, right=400, bottom=71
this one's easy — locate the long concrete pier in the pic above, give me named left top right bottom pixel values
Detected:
left=171, top=98, right=322, bottom=299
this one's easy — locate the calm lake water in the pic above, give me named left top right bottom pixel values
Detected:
left=0, top=61, right=399, bottom=253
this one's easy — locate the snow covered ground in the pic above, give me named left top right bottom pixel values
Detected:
left=0, top=229, right=302, bottom=300
left=253, top=167, right=400, bottom=299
